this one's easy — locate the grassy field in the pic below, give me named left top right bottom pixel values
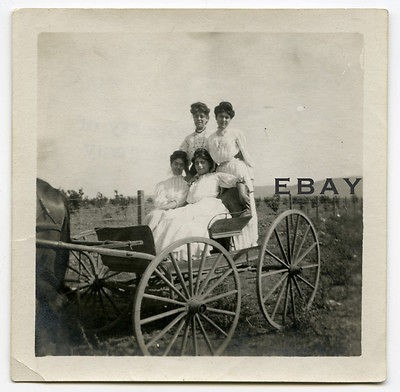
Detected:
left=63, top=200, right=362, bottom=356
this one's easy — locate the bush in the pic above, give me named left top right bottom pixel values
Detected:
left=264, top=194, right=280, bottom=212
left=109, top=190, right=135, bottom=207
left=61, top=188, right=88, bottom=211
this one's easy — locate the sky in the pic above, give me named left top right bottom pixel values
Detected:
left=37, top=32, right=363, bottom=197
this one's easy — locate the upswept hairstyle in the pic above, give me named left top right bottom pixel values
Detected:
left=170, top=150, right=188, bottom=167
left=190, top=102, right=210, bottom=117
left=214, top=101, right=235, bottom=119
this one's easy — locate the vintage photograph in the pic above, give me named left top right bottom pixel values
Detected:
left=36, top=31, right=363, bottom=357
left=12, top=9, right=387, bottom=382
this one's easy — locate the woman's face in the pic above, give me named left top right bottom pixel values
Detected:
left=171, top=158, right=185, bottom=176
left=216, top=111, right=232, bottom=131
left=194, top=157, right=211, bottom=176
left=192, top=111, right=209, bottom=132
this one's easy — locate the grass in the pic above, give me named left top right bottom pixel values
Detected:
left=59, top=201, right=362, bottom=356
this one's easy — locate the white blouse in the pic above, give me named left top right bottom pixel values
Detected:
left=207, top=127, right=254, bottom=178
left=153, top=175, right=189, bottom=208
left=179, top=130, right=209, bottom=163
left=186, top=172, right=238, bottom=204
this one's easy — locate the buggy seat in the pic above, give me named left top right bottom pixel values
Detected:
left=95, top=225, right=156, bottom=273
left=209, top=187, right=252, bottom=246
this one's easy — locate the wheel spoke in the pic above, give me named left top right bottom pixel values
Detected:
left=262, top=272, right=288, bottom=302
left=81, top=252, right=98, bottom=276
left=294, top=242, right=317, bottom=266
left=203, top=289, right=238, bottom=305
left=274, top=229, right=289, bottom=264
left=64, top=283, right=91, bottom=294
left=100, top=287, right=120, bottom=315
left=290, top=214, right=301, bottom=260
left=293, top=224, right=311, bottom=263
left=96, top=289, right=108, bottom=320
left=201, top=268, right=233, bottom=299
left=103, top=270, right=122, bottom=280
left=145, top=311, right=188, bottom=349
left=296, top=274, right=315, bottom=290
left=285, top=216, right=291, bottom=264
left=192, top=316, right=198, bottom=356
left=187, top=243, right=194, bottom=297
left=200, top=314, right=228, bottom=337
left=66, top=264, right=91, bottom=281
left=264, top=249, right=290, bottom=269
left=300, top=263, right=319, bottom=269
left=102, top=280, right=131, bottom=294
left=77, top=286, right=92, bottom=303
left=143, top=293, right=186, bottom=307
left=198, top=253, right=224, bottom=295
left=180, top=318, right=191, bottom=355
left=194, top=244, right=209, bottom=295
left=154, top=268, right=188, bottom=302
left=70, top=251, right=93, bottom=278
left=282, top=277, right=290, bottom=324
left=195, top=314, right=215, bottom=355
left=163, top=317, right=186, bottom=356
left=271, top=279, right=288, bottom=321
left=260, top=268, right=288, bottom=279
left=140, top=306, right=186, bottom=326
left=293, top=276, right=305, bottom=301
left=290, top=278, right=297, bottom=322
left=206, top=307, right=236, bottom=317
left=64, top=278, right=90, bottom=285
left=169, top=252, right=190, bottom=299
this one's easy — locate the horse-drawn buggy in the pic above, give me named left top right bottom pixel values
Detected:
left=36, top=178, right=321, bottom=356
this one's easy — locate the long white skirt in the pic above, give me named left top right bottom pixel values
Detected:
left=152, top=197, right=229, bottom=258
left=217, top=159, right=259, bottom=248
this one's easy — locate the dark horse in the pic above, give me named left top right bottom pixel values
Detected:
left=36, top=178, right=71, bottom=356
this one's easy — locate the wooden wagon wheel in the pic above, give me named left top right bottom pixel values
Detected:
left=63, top=230, right=135, bottom=332
left=133, top=237, right=241, bottom=356
left=257, top=210, right=320, bottom=330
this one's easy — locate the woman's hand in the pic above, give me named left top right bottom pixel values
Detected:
left=185, top=174, right=199, bottom=186
left=159, top=200, right=178, bottom=210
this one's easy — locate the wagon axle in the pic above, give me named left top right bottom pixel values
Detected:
left=288, top=265, right=302, bottom=276
left=187, top=298, right=207, bottom=315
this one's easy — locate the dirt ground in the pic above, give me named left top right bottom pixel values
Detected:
left=56, top=202, right=362, bottom=357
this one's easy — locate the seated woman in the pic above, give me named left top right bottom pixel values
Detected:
left=144, top=150, right=189, bottom=231
left=152, top=148, right=248, bottom=256
left=207, top=101, right=258, bottom=248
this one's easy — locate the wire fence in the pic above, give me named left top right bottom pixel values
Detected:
left=68, top=188, right=362, bottom=236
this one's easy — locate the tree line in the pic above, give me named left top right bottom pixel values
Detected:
left=60, top=188, right=141, bottom=211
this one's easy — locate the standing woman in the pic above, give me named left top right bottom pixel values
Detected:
left=179, top=102, right=210, bottom=177
left=207, top=101, right=258, bottom=248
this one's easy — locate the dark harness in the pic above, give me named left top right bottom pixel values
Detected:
left=36, top=195, right=63, bottom=233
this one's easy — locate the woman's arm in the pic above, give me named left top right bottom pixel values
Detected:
left=235, top=130, right=255, bottom=169
left=158, top=200, right=179, bottom=210
left=236, top=180, right=251, bottom=208
left=153, top=182, right=168, bottom=208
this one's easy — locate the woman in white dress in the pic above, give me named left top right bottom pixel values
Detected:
left=144, top=151, right=189, bottom=231
left=152, top=148, right=248, bottom=256
left=207, top=101, right=258, bottom=248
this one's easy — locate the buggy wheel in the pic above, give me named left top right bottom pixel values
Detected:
left=63, top=230, right=134, bottom=332
left=134, top=237, right=241, bottom=356
left=257, top=210, right=320, bottom=330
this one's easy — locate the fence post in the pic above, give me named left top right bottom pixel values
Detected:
left=137, top=190, right=144, bottom=225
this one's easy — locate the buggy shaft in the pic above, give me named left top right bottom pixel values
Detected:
left=36, top=238, right=154, bottom=261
